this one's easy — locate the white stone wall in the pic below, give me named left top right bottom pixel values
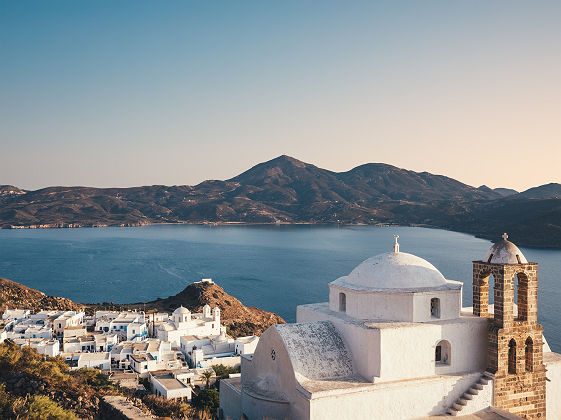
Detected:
left=219, top=379, right=242, bottom=420
left=545, top=353, right=561, bottom=419
left=308, top=372, right=487, bottom=420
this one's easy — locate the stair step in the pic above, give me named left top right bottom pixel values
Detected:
left=473, top=383, right=483, bottom=390
left=457, top=398, right=468, bottom=406
left=463, top=392, right=474, bottom=400
left=467, top=387, right=479, bottom=395
left=453, top=402, right=465, bottom=411
left=479, top=378, right=489, bottom=385
left=447, top=408, right=458, bottom=416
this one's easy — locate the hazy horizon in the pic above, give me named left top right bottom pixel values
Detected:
left=1, top=1, right=559, bottom=191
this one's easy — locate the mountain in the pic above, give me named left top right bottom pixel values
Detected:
left=479, top=185, right=518, bottom=197
left=0, top=155, right=560, bottom=247
left=516, top=183, right=561, bottom=199
left=493, top=187, right=519, bottom=197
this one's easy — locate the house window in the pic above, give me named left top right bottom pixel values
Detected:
left=339, top=292, right=346, bottom=312
left=435, top=340, right=451, bottom=365
left=430, top=298, right=440, bottom=318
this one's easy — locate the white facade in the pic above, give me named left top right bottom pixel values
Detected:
left=65, top=352, right=111, bottom=370
left=63, top=333, right=118, bottom=353
left=94, top=311, right=147, bottom=341
left=14, top=338, right=60, bottom=357
left=156, top=305, right=221, bottom=348
left=52, top=311, right=84, bottom=336
left=149, top=371, right=192, bottom=401
left=220, top=239, right=561, bottom=420
left=180, top=333, right=258, bottom=369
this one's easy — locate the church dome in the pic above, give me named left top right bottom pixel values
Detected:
left=333, top=251, right=447, bottom=291
left=173, top=306, right=190, bottom=314
left=482, top=233, right=527, bottom=264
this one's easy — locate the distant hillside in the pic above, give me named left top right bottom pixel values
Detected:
left=1, top=155, right=560, bottom=247
left=516, top=183, right=561, bottom=199
left=0, top=277, right=83, bottom=313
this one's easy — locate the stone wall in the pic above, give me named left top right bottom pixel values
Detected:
left=472, top=261, right=546, bottom=419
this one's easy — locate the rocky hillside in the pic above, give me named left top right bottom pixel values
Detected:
left=0, top=277, right=284, bottom=338
left=1, top=155, right=560, bottom=247
left=124, top=281, right=286, bottom=337
left=0, top=277, right=83, bottom=313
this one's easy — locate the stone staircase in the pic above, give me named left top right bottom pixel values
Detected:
left=446, top=372, right=493, bottom=416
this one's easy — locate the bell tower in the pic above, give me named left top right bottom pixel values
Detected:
left=472, top=234, right=546, bottom=419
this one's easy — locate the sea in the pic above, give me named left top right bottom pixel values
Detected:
left=0, top=225, right=559, bottom=352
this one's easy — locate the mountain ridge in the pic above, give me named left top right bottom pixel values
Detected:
left=1, top=155, right=560, bottom=248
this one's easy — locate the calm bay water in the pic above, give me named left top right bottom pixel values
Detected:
left=0, top=225, right=559, bottom=352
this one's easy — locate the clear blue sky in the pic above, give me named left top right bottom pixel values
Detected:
left=1, top=1, right=559, bottom=191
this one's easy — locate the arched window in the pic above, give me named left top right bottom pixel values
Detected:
left=508, top=339, right=517, bottom=374
left=435, top=340, right=451, bottom=365
left=516, top=273, right=529, bottom=321
left=525, top=337, right=533, bottom=372
left=339, top=293, right=346, bottom=312
left=488, top=273, right=495, bottom=306
left=430, top=298, right=440, bottom=318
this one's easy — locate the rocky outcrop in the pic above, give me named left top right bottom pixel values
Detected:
left=0, top=277, right=284, bottom=338
left=0, top=277, right=83, bottom=313
left=124, top=281, right=286, bottom=337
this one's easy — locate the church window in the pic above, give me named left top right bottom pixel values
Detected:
left=339, top=292, right=346, bottom=312
left=435, top=340, right=451, bottom=365
left=525, top=337, right=533, bottom=372
left=430, top=298, right=440, bottom=318
left=508, top=339, right=517, bottom=374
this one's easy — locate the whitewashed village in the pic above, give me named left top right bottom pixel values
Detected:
left=0, top=279, right=259, bottom=410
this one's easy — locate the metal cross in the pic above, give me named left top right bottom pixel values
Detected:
left=502, top=233, right=508, bottom=241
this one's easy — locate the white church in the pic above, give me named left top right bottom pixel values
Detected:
left=220, top=235, right=561, bottom=420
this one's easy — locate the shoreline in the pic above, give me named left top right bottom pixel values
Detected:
left=1, top=221, right=559, bottom=250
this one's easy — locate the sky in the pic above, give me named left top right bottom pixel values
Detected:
left=0, top=1, right=560, bottom=192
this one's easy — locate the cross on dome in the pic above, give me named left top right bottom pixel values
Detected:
left=393, top=235, right=400, bottom=253
left=502, top=233, right=509, bottom=241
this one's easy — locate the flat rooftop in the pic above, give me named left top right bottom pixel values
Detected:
left=152, top=374, right=188, bottom=391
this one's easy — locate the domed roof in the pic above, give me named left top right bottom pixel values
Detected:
left=338, top=251, right=447, bottom=291
left=483, top=233, right=527, bottom=264
left=173, top=306, right=190, bottom=314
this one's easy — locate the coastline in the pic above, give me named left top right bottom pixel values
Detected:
left=2, top=221, right=559, bottom=249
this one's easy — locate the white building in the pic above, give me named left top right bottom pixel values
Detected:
left=127, top=340, right=185, bottom=377
left=95, top=311, right=147, bottom=341
left=220, top=236, right=561, bottom=420
left=149, top=370, right=192, bottom=401
left=65, top=352, right=111, bottom=370
left=156, top=305, right=221, bottom=348
left=63, top=333, right=118, bottom=353
left=180, top=332, right=258, bottom=369
left=52, top=311, right=85, bottom=337
left=1, top=309, right=31, bottom=321
left=13, top=338, right=60, bottom=357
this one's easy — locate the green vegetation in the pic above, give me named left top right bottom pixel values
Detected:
left=200, top=370, right=214, bottom=389
left=211, top=364, right=240, bottom=379
left=191, top=389, right=220, bottom=415
left=0, top=340, right=119, bottom=419
left=142, top=394, right=192, bottom=419
left=0, top=384, right=77, bottom=420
